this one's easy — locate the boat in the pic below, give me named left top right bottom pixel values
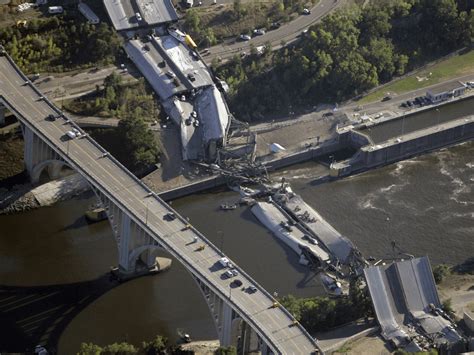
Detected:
left=220, top=203, right=237, bottom=210
left=85, top=205, right=107, bottom=223
left=177, top=329, right=192, bottom=343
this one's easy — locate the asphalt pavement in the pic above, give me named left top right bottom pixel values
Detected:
left=204, top=0, right=344, bottom=63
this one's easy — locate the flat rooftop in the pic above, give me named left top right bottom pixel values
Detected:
left=103, top=0, right=178, bottom=31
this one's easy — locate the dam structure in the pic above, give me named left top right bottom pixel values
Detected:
left=332, top=94, right=474, bottom=177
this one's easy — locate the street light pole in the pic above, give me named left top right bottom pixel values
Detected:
left=145, top=200, right=150, bottom=225
left=217, top=230, right=224, bottom=253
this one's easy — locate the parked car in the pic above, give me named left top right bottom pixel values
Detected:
left=187, top=73, right=196, bottom=82
left=193, top=119, right=200, bottom=127
left=135, top=12, right=142, bottom=21
left=253, top=28, right=266, bottom=36
left=381, top=95, right=392, bottom=102
left=46, top=113, right=57, bottom=121
left=239, top=34, right=251, bottom=41
left=166, top=71, right=175, bottom=79
left=302, top=8, right=311, bottom=15
left=270, top=22, right=281, bottom=29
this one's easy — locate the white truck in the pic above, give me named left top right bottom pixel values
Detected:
left=48, top=6, right=63, bottom=14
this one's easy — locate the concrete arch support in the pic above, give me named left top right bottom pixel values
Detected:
left=195, top=278, right=244, bottom=350
left=22, top=123, right=63, bottom=183
left=92, top=188, right=161, bottom=274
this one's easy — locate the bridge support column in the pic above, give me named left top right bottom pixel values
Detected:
left=22, top=123, right=63, bottom=183
left=92, top=190, right=162, bottom=276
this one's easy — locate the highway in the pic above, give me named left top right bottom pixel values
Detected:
left=204, top=0, right=344, bottom=63
left=0, top=52, right=320, bottom=354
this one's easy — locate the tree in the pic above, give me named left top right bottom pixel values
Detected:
left=141, top=335, right=168, bottom=355
left=215, top=346, right=237, bottom=355
left=78, top=343, right=103, bottom=355
left=433, top=264, right=451, bottom=284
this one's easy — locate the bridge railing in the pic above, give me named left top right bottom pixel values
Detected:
left=1, top=48, right=320, bottom=353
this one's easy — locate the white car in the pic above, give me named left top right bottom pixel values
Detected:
left=219, top=257, right=229, bottom=268
left=135, top=12, right=142, bottom=21
left=239, top=34, right=251, bottom=41
left=66, top=130, right=77, bottom=139
left=253, top=28, right=266, bottom=36
left=224, top=270, right=234, bottom=278
left=302, top=8, right=311, bottom=15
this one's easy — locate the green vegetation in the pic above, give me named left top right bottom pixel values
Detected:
left=433, top=264, right=451, bottom=284
left=0, top=9, right=122, bottom=74
left=78, top=335, right=168, bottom=355
left=215, top=0, right=474, bottom=121
left=81, top=73, right=161, bottom=173
left=78, top=336, right=234, bottom=355
left=442, top=298, right=456, bottom=318
left=183, top=0, right=317, bottom=46
left=215, top=346, right=237, bottom=355
left=65, top=73, right=159, bottom=122
left=394, top=350, right=438, bottom=355
left=280, top=278, right=373, bottom=334
left=359, top=49, right=474, bottom=103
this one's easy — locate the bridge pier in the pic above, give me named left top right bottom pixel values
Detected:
left=92, top=189, right=162, bottom=276
left=22, top=123, right=66, bottom=183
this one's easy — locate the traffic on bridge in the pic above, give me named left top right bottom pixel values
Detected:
left=0, top=47, right=321, bottom=354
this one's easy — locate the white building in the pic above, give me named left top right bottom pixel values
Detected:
left=427, top=81, right=466, bottom=104
left=78, top=2, right=100, bottom=24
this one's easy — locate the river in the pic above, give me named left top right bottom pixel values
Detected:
left=0, top=141, right=472, bottom=353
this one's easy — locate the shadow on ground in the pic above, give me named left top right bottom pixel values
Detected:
left=0, top=274, right=120, bottom=353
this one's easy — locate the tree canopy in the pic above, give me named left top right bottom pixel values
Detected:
left=215, top=0, right=474, bottom=121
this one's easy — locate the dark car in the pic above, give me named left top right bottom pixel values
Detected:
left=187, top=73, right=196, bottom=82
left=270, top=22, right=281, bottom=29
left=231, top=279, right=243, bottom=287
left=164, top=212, right=176, bottom=221
left=46, top=113, right=57, bottom=121
left=381, top=95, right=392, bottom=102
left=407, top=100, right=413, bottom=107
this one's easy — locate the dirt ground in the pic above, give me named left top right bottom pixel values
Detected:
left=179, top=340, right=220, bottom=355
left=437, top=273, right=474, bottom=318
left=333, top=334, right=392, bottom=355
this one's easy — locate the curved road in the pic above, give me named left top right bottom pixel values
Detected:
left=205, top=0, right=344, bottom=63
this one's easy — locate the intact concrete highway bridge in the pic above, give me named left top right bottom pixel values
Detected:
left=0, top=48, right=321, bottom=354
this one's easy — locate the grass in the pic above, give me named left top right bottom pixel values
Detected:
left=358, top=49, right=474, bottom=104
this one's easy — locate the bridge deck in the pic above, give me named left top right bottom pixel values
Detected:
left=0, top=54, right=319, bottom=354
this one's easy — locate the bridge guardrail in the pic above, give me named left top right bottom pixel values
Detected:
left=1, top=50, right=320, bottom=353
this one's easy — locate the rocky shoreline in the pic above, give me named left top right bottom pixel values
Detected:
left=0, top=186, right=39, bottom=215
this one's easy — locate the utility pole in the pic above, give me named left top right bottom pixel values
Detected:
left=217, top=230, right=224, bottom=253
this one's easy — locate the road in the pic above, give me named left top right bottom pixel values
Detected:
left=204, top=0, right=344, bottom=63
left=0, top=53, right=320, bottom=354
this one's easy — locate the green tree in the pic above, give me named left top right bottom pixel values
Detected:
left=78, top=343, right=103, bottom=355
left=433, top=264, right=451, bottom=284
left=141, top=335, right=168, bottom=355
left=215, top=346, right=237, bottom=355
